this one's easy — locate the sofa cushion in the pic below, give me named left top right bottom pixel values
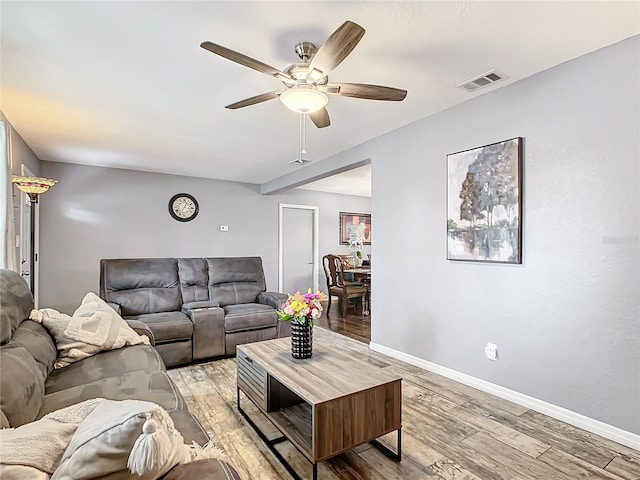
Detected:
left=167, top=409, right=209, bottom=446
left=0, top=409, right=9, bottom=428
left=0, top=343, right=45, bottom=426
left=38, top=370, right=184, bottom=418
left=11, top=319, right=57, bottom=381
left=101, top=258, right=181, bottom=315
left=0, top=269, right=33, bottom=345
left=163, top=460, right=241, bottom=480
left=206, top=257, right=266, bottom=306
left=154, top=341, right=193, bottom=368
left=45, top=345, right=164, bottom=395
left=178, top=258, right=209, bottom=304
left=223, top=303, right=277, bottom=333
left=125, top=311, right=193, bottom=344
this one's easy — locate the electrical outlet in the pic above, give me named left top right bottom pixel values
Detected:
left=485, top=343, right=498, bottom=361
left=220, top=225, right=229, bottom=232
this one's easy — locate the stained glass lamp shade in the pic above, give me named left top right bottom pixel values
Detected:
left=11, top=176, right=57, bottom=203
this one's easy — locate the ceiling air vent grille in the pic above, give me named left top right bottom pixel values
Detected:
left=458, top=70, right=505, bottom=92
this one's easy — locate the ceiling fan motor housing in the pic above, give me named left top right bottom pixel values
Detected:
left=294, top=41, right=317, bottom=62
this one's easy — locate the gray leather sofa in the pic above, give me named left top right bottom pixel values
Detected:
left=100, top=256, right=290, bottom=367
left=0, top=268, right=239, bottom=479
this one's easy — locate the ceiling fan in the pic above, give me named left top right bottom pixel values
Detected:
left=200, top=21, right=407, bottom=128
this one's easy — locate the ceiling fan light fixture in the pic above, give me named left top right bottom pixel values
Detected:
left=279, top=85, right=328, bottom=114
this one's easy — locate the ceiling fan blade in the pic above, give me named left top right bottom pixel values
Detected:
left=201, top=41, right=291, bottom=81
left=325, top=82, right=407, bottom=101
left=225, top=91, right=281, bottom=110
left=308, top=21, right=365, bottom=79
left=309, top=108, right=330, bottom=128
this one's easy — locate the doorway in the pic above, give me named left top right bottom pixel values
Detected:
left=279, top=204, right=319, bottom=294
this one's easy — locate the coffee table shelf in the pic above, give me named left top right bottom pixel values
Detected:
left=237, top=337, right=402, bottom=479
left=268, top=403, right=313, bottom=460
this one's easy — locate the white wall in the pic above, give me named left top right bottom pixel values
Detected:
left=38, top=161, right=370, bottom=313
left=312, top=37, right=640, bottom=435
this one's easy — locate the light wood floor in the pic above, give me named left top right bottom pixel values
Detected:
left=168, top=327, right=640, bottom=480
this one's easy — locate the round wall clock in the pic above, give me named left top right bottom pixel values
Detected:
left=168, top=193, right=199, bottom=222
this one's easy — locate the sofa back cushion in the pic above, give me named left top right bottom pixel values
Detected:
left=0, top=269, right=34, bottom=345
left=11, top=320, right=57, bottom=380
left=100, top=259, right=181, bottom=315
left=0, top=342, right=45, bottom=426
left=178, top=258, right=209, bottom=304
left=206, top=257, right=266, bottom=306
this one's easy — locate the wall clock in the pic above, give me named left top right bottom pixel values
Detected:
left=168, top=193, right=199, bottom=222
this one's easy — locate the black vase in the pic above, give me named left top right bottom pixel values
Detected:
left=290, top=319, right=313, bottom=359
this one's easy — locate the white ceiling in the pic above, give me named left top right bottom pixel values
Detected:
left=1, top=2, right=638, bottom=191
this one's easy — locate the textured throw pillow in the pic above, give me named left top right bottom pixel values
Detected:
left=52, top=399, right=190, bottom=480
left=30, top=292, right=150, bottom=369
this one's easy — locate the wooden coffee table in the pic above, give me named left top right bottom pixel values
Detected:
left=237, top=337, right=402, bottom=479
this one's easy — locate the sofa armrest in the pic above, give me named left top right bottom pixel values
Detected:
left=182, top=305, right=225, bottom=360
left=182, top=301, right=219, bottom=311
left=258, top=291, right=288, bottom=310
left=125, top=319, right=156, bottom=346
left=161, top=459, right=240, bottom=480
left=107, top=301, right=121, bottom=315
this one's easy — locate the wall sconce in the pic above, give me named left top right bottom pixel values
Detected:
left=11, top=175, right=57, bottom=293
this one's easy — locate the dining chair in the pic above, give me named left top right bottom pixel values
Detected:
left=322, top=254, right=367, bottom=317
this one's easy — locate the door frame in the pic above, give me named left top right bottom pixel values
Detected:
left=278, top=203, right=319, bottom=293
left=19, top=164, right=39, bottom=307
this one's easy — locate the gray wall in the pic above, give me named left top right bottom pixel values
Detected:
left=38, top=161, right=370, bottom=313
left=315, top=37, right=640, bottom=434
left=8, top=123, right=40, bottom=177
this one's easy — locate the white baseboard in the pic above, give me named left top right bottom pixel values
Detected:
left=369, top=342, right=640, bottom=451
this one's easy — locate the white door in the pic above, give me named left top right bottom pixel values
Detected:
left=279, top=204, right=319, bottom=294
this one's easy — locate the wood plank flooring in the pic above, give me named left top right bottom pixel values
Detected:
left=168, top=327, right=639, bottom=480
left=313, top=306, right=371, bottom=344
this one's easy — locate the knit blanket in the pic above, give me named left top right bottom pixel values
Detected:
left=0, top=399, right=102, bottom=479
left=0, top=399, right=223, bottom=480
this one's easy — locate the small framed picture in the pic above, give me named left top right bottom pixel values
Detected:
left=339, top=212, right=371, bottom=245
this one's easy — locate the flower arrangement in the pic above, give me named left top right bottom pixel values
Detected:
left=348, top=236, right=364, bottom=259
left=277, top=289, right=328, bottom=327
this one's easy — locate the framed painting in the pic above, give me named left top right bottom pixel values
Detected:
left=447, top=137, right=523, bottom=264
left=340, top=212, right=371, bottom=245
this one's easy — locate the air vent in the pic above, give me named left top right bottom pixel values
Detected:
left=458, top=70, right=505, bottom=92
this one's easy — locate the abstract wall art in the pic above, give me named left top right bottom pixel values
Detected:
left=447, top=137, right=523, bottom=263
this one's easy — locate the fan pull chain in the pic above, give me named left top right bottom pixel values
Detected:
left=299, top=113, right=308, bottom=157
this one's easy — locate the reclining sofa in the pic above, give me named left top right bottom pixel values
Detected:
left=100, top=256, right=290, bottom=367
left=0, top=268, right=240, bottom=479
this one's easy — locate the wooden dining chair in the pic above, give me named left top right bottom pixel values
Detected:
left=322, top=254, right=367, bottom=317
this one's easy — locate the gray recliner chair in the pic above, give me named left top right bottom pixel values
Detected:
left=100, top=257, right=290, bottom=367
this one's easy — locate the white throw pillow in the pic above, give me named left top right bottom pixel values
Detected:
left=30, top=292, right=149, bottom=369
left=52, top=400, right=190, bottom=480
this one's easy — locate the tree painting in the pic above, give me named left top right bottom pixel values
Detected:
left=447, top=138, right=522, bottom=263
